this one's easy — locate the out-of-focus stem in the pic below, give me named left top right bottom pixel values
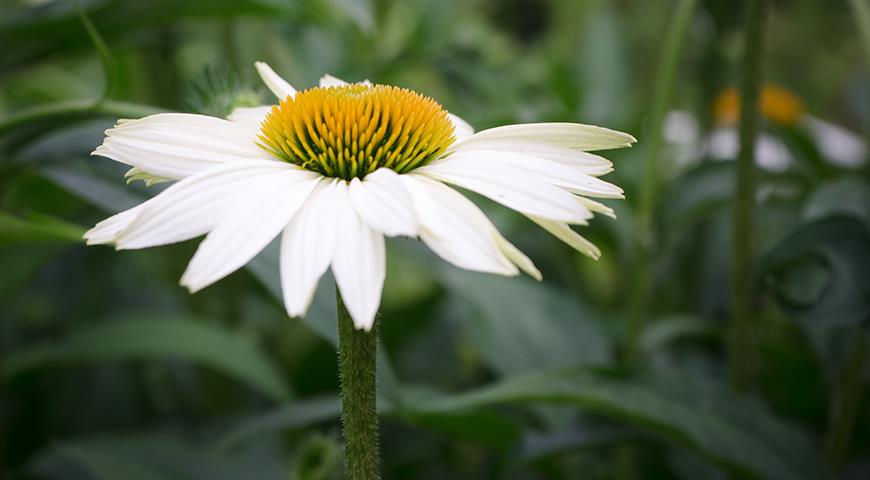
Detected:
left=624, top=0, right=699, bottom=364
left=825, top=332, right=868, bottom=472
left=847, top=0, right=870, bottom=142
left=336, top=286, right=380, bottom=480
left=727, top=0, right=767, bottom=391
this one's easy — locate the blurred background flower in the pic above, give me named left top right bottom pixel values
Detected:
left=1, top=0, right=869, bottom=479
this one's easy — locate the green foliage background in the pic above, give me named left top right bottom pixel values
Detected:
left=1, top=0, right=869, bottom=478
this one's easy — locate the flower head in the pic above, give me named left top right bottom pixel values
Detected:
left=85, top=62, right=635, bottom=330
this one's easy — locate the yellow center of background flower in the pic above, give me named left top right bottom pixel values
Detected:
left=258, top=84, right=456, bottom=180
left=713, top=85, right=805, bottom=126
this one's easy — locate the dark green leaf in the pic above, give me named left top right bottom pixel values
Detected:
left=763, top=215, right=870, bottom=328
left=30, top=433, right=288, bottom=480
left=216, top=395, right=342, bottom=452
left=440, top=267, right=612, bottom=375
left=0, top=211, right=85, bottom=247
left=3, top=313, right=292, bottom=402
left=419, top=368, right=833, bottom=480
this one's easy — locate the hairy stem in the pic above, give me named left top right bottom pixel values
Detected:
left=727, top=0, right=767, bottom=391
left=336, top=286, right=380, bottom=480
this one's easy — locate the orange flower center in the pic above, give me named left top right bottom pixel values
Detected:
left=713, top=85, right=805, bottom=126
left=258, top=84, right=455, bottom=180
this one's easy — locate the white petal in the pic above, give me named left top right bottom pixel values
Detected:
left=803, top=115, right=867, bottom=168
left=318, top=74, right=371, bottom=88
left=456, top=123, right=636, bottom=151
left=319, top=74, right=348, bottom=87
left=705, top=128, right=792, bottom=172
left=113, top=160, right=305, bottom=250
left=399, top=174, right=518, bottom=276
left=279, top=179, right=340, bottom=317
left=348, top=168, right=418, bottom=237
left=84, top=203, right=146, bottom=245
left=93, top=113, right=268, bottom=180
left=433, top=149, right=623, bottom=199
left=448, top=113, right=475, bottom=142
left=179, top=170, right=320, bottom=292
left=529, top=216, right=601, bottom=260
left=577, top=197, right=616, bottom=219
left=452, top=138, right=613, bottom=175
left=494, top=235, right=541, bottom=280
left=418, top=155, right=592, bottom=224
left=705, top=127, right=738, bottom=159
left=255, top=61, right=297, bottom=100
left=228, top=105, right=273, bottom=130
left=330, top=183, right=385, bottom=331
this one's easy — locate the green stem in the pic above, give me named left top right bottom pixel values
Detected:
left=336, top=286, right=380, bottom=480
left=825, top=332, right=868, bottom=471
left=847, top=0, right=870, bottom=142
left=624, top=0, right=698, bottom=364
left=0, top=99, right=165, bottom=136
left=727, top=0, right=767, bottom=391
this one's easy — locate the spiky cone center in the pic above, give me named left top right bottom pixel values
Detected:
left=258, top=84, right=456, bottom=180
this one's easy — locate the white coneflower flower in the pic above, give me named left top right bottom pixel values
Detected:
left=664, top=85, right=867, bottom=172
left=85, top=62, right=634, bottom=330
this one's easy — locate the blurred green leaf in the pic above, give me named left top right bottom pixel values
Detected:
left=39, top=163, right=145, bottom=211
left=763, top=215, right=870, bottom=328
left=408, top=408, right=521, bottom=450
left=216, top=395, right=341, bottom=452
left=641, top=315, right=717, bottom=354
left=420, top=368, right=834, bottom=480
left=0, top=0, right=295, bottom=71
left=0, top=211, right=85, bottom=247
left=661, top=162, right=734, bottom=237
left=30, top=433, right=288, bottom=480
left=440, top=268, right=612, bottom=375
left=516, top=424, right=638, bottom=467
left=803, top=177, right=870, bottom=228
left=3, top=313, right=292, bottom=402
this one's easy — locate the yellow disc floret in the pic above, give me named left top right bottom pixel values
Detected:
left=258, top=84, right=456, bottom=179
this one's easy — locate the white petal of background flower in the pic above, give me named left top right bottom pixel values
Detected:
left=399, top=174, right=519, bottom=276
left=255, top=61, right=297, bottom=100
left=529, top=216, right=602, bottom=259
left=419, top=157, right=592, bottom=224
left=349, top=168, right=418, bottom=237
left=706, top=127, right=792, bottom=172
left=94, top=113, right=267, bottom=180
left=330, top=183, right=386, bottom=331
left=180, top=167, right=320, bottom=293
left=280, top=179, right=341, bottom=317
left=803, top=115, right=868, bottom=168
left=457, top=123, right=636, bottom=151
left=227, top=106, right=273, bottom=130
